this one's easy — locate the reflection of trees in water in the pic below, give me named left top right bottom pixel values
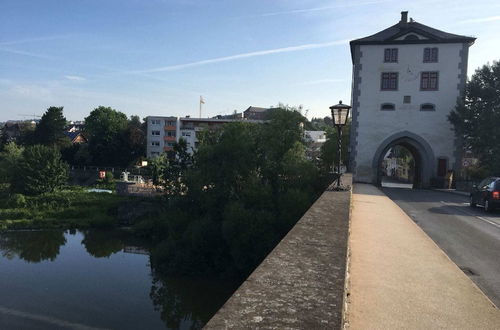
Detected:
left=81, top=230, right=125, bottom=258
left=80, top=229, right=152, bottom=258
left=149, top=267, right=239, bottom=330
left=0, top=230, right=66, bottom=263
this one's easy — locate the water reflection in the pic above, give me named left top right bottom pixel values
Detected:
left=0, top=229, right=238, bottom=329
left=0, top=230, right=66, bottom=263
left=81, top=229, right=126, bottom=258
left=150, top=272, right=238, bottom=329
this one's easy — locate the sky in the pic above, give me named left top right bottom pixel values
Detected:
left=1, top=0, right=499, bottom=122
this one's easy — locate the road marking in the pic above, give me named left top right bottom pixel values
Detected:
left=440, top=201, right=500, bottom=229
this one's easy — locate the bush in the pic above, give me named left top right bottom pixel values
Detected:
left=15, top=145, right=69, bottom=195
left=105, top=171, right=114, bottom=183
left=8, top=194, right=27, bottom=208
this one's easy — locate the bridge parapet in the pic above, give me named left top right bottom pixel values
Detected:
left=205, top=175, right=352, bottom=329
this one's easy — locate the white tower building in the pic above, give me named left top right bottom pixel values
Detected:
left=349, top=11, right=475, bottom=187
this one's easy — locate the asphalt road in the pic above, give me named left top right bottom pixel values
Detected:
left=382, top=187, right=500, bottom=307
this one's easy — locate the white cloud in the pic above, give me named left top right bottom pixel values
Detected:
left=129, top=39, right=350, bottom=74
left=64, top=75, right=86, bottom=81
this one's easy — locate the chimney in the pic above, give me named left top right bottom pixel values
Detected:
left=400, top=11, right=408, bottom=23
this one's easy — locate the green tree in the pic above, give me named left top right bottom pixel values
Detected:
left=119, top=115, right=146, bottom=166
left=150, top=106, right=328, bottom=276
left=84, top=106, right=128, bottom=166
left=449, top=61, right=500, bottom=175
left=34, top=106, right=68, bottom=147
left=150, top=154, right=169, bottom=186
left=0, top=142, right=24, bottom=185
left=319, top=124, right=350, bottom=172
left=0, top=129, right=9, bottom=151
left=16, top=145, right=69, bottom=195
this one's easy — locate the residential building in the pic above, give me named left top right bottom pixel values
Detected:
left=65, top=121, right=85, bottom=133
left=146, top=116, right=264, bottom=158
left=304, top=130, right=327, bottom=160
left=243, top=106, right=279, bottom=120
left=147, top=116, right=178, bottom=158
left=349, top=11, right=475, bottom=187
left=1, top=120, right=36, bottom=141
left=64, top=131, right=88, bottom=144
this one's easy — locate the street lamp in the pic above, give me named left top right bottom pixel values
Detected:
left=329, top=100, right=351, bottom=189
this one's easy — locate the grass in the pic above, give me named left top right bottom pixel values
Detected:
left=0, top=185, right=137, bottom=231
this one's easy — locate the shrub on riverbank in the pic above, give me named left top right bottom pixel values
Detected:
left=0, top=187, right=136, bottom=230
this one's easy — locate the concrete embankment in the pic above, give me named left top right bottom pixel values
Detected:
left=204, top=175, right=352, bottom=329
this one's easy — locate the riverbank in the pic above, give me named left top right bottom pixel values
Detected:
left=0, top=185, right=145, bottom=230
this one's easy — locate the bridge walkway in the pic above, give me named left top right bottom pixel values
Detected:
left=347, top=184, right=500, bottom=329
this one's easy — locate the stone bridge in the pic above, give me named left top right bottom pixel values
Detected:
left=204, top=175, right=500, bottom=329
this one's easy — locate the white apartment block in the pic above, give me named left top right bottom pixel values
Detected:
left=146, top=116, right=262, bottom=158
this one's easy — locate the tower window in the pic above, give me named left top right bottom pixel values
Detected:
left=403, top=96, right=411, bottom=104
left=380, top=103, right=395, bottom=111
left=381, top=72, right=398, bottom=90
left=423, top=47, right=438, bottom=62
left=420, top=71, right=439, bottom=90
left=384, top=48, right=398, bottom=62
left=420, top=103, right=436, bottom=111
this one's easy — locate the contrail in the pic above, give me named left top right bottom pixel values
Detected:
left=0, top=47, right=57, bottom=60
left=254, top=0, right=394, bottom=18
left=460, top=15, right=500, bottom=24
left=0, top=35, right=72, bottom=46
left=129, top=39, right=350, bottom=74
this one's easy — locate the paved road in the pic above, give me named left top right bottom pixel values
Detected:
left=382, top=187, right=500, bottom=307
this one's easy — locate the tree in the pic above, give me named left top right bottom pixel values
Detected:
left=319, top=124, right=350, bottom=172
left=34, top=106, right=67, bottom=147
left=84, top=106, right=128, bottom=166
left=16, top=145, right=69, bottom=195
left=150, top=106, right=328, bottom=276
left=449, top=61, right=500, bottom=175
left=0, top=142, right=24, bottom=185
left=120, top=115, right=146, bottom=166
left=0, top=129, right=9, bottom=151
left=150, top=154, right=169, bottom=186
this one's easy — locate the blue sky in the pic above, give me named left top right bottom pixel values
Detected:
left=1, top=0, right=499, bottom=122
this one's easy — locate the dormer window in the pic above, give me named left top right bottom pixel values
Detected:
left=423, top=47, right=438, bottom=62
left=384, top=48, right=398, bottom=62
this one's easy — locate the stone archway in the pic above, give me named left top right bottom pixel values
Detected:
left=372, top=131, right=436, bottom=188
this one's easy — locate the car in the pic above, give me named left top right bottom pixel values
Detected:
left=470, top=177, right=500, bottom=212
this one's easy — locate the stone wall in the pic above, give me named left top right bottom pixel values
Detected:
left=204, top=175, right=352, bottom=329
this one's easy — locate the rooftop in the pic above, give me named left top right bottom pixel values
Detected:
left=350, top=11, right=476, bottom=61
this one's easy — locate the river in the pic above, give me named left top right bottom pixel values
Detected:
left=0, top=230, right=238, bottom=329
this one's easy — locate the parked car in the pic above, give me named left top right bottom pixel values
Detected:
left=470, top=177, right=500, bottom=212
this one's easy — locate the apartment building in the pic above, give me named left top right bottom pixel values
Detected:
left=146, top=116, right=261, bottom=158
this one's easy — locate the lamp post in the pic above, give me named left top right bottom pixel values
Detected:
left=329, top=100, right=351, bottom=189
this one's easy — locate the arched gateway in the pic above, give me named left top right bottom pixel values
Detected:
left=372, top=131, right=435, bottom=188
left=348, top=12, right=475, bottom=188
